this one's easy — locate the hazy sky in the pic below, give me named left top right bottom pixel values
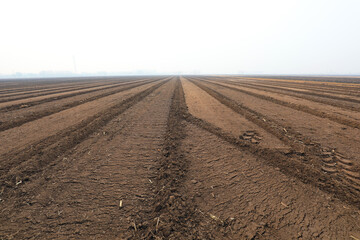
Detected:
left=1, top=0, right=360, bottom=75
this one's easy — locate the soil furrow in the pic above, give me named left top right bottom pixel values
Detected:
left=0, top=77, right=144, bottom=96
left=183, top=110, right=360, bottom=208
left=181, top=78, right=287, bottom=150
left=187, top=78, right=297, bottom=148
left=0, top=76, right=145, bottom=93
left=1, top=76, right=359, bottom=239
left=182, top=122, right=360, bottom=239
left=131, top=78, right=225, bottom=239
left=199, top=78, right=360, bottom=128
left=0, top=79, right=155, bottom=112
left=0, top=79, right=117, bottom=96
left=0, top=80, right=168, bottom=197
left=0, top=80, right=127, bottom=102
left=239, top=80, right=360, bottom=98
left=191, top=77, right=360, bottom=151
left=221, top=76, right=360, bottom=96
left=186, top=78, right=360, bottom=202
left=194, top=77, right=360, bottom=164
left=0, top=79, right=163, bottom=132
left=210, top=77, right=360, bottom=111
left=0, top=80, right=92, bottom=94
left=0, top=81, right=159, bottom=156
left=0, top=79, right=175, bottom=239
left=239, top=76, right=360, bottom=86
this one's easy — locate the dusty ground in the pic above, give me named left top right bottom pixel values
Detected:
left=1, top=76, right=360, bottom=239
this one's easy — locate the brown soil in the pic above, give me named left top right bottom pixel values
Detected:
left=0, top=78, right=154, bottom=111
left=0, top=78, right=165, bottom=131
left=226, top=76, right=360, bottom=99
left=0, top=80, right=159, bottom=156
left=191, top=78, right=360, bottom=163
left=1, top=79, right=174, bottom=239
left=205, top=78, right=360, bottom=121
left=0, top=80, right=122, bottom=103
left=1, top=76, right=360, bottom=239
left=181, top=78, right=286, bottom=149
left=182, top=123, right=359, bottom=239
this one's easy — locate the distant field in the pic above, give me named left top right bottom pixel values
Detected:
left=1, top=76, right=360, bottom=239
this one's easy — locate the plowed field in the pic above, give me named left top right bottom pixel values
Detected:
left=1, top=76, right=360, bottom=239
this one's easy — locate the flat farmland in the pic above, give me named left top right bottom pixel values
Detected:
left=1, top=76, right=360, bottom=239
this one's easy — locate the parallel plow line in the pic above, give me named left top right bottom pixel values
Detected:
left=238, top=80, right=360, bottom=98
left=132, top=78, right=359, bottom=239
left=131, top=78, right=228, bottom=239
left=237, top=76, right=360, bottom=87
left=206, top=76, right=360, bottom=111
left=0, top=79, right=168, bottom=198
left=0, top=79, right=165, bottom=132
left=186, top=77, right=360, bottom=207
left=224, top=76, right=360, bottom=96
left=0, top=76, right=145, bottom=94
left=0, top=78, right=155, bottom=112
left=197, top=77, right=360, bottom=128
left=0, top=80, right=131, bottom=102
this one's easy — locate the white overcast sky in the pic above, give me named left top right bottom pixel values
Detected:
left=0, top=0, right=360, bottom=75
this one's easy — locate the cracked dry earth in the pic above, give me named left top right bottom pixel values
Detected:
left=1, top=76, right=360, bottom=239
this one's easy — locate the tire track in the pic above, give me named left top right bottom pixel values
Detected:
left=0, top=79, right=165, bottom=132
left=189, top=77, right=346, bottom=153
left=320, top=150, right=360, bottom=192
left=187, top=77, right=299, bottom=149
left=193, top=77, right=360, bottom=165
left=0, top=80, right=168, bottom=198
left=182, top=78, right=287, bottom=150
left=183, top=112, right=360, bottom=208
left=182, top=122, right=360, bottom=239
left=192, top=77, right=360, bottom=165
left=197, top=78, right=360, bottom=129
left=185, top=78, right=360, bottom=206
left=0, top=78, right=156, bottom=113
left=132, top=78, right=224, bottom=239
